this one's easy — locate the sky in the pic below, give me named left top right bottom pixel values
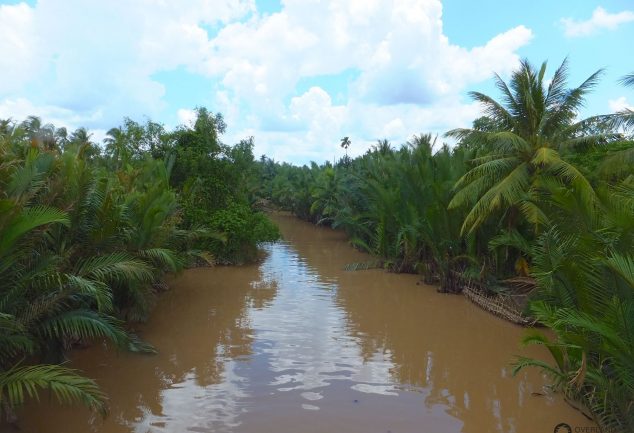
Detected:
left=0, top=0, right=633, bottom=164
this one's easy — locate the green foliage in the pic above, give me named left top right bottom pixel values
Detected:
left=1, top=58, right=631, bottom=431
left=257, top=59, right=634, bottom=431
left=0, top=364, right=108, bottom=418
left=447, top=58, right=608, bottom=236
left=0, top=108, right=278, bottom=420
left=514, top=299, right=634, bottom=432
left=207, top=203, right=279, bottom=264
left=261, top=134, right=474, bottom=289
left=169, top=110, right=280, bottom=263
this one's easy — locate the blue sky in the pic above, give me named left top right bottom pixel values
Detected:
left=0, top=0, right=632, bottom=164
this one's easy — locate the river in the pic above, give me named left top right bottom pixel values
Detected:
left=19, top=213, right=590, bottom=433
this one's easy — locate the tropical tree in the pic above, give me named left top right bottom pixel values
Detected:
left=255, top=59, right=634, bottom=432
left=0, top=139, right=151, bottom=420
left=104, top=126, right=129, bottom=169
left=615, top=71, right=634, bottom=132
left=340, top=136, right=351, bottom=157
left=310, top=164, right=339, bottom=224
left=20, top=116, right=57, bottom=150
left=447, top=59, right=613, bottom=237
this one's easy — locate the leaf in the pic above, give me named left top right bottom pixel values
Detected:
left=0, top=206, right=69, bottom=257
left=0, top=364, right=107, bottom=417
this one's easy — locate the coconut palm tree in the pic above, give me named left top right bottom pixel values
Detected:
left=447, top=58, right=613, bottom=236
left=340, top=136, right=351, bottom=156
left=104, top=126, right=130, bottom=169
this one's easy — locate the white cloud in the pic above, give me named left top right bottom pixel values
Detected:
left=207, top=0, right=531, bottom=161
left=224, top=91, right=481, bottom=164
left=609, top=96, right=633, bottom=112
left=202, top=0, right=531, bottom=108
left=0, top=0, right=533, bottom=163
left=354, top=24, right=532, bottom=104
left=0, top=97, right=104, bottom=129
left=0, top=0, right=254, bottom=128
left=0, top=4, right=37, bottom=95
left=177, top=109, right=198, bottom=128
left=382, top=118, right=406, bottom=138
left=561, top=6, right=634, bottom=37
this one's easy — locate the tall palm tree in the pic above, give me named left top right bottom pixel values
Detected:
left=340, top=136, right=351, bottom=156
left=447, top=58, right=612, bottom=235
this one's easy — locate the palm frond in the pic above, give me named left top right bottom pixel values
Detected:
left=36, top=310, right=130, bottom=348
left=75, top=252, right=153, bottom=285
left=618, top=72, right=634, bottom=88
left=0, top=364, right=107, bottom=417
left=0, top=206, right=69, bottom=257
left=137, top=248, right=183, bottom=273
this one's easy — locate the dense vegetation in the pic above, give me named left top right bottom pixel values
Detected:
left=1, top=58, right=632, bottom=431
left=0, top=109, right=278, bottom=421
left=257, top=59, right=634, bottom=432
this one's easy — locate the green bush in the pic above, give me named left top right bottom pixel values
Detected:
left=207, top=203, right=279, bottom=264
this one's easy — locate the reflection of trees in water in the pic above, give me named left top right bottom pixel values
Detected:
left=19, top=262, right=280, bottom=433
left=148, top=263, right=280, bottom=419
left=263, top=215, right=576, bottom=433
left=151, top=267, right=261, bottom=397
left=248, top=280, right=279, bottom=310
left=273, top=221, right=525, bottom=431
left=136, top=261, right=281, bottom=431
left=335, top=279, right=547, bottom=433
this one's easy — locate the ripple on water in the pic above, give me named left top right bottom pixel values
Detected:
left=16, top=214, right=594, bottom=433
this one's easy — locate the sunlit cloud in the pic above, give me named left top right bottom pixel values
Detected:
left=561, top=6, right=634, bottom=38
left=608, top=96, right=633, bottom=112
left=0, top=0, right=537, bottom=163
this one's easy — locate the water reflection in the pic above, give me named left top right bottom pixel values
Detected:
left=17, top=213, right=589, bottom=433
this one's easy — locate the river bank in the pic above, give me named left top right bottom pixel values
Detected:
left=15, top=213, right=591, bottom=433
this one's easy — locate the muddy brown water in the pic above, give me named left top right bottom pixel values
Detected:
left=18, top=213, right=590, bottom=433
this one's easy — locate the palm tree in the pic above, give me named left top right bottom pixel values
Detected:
left=69, top=127, right=100, bottom=160
left=340, top=136, right=351, bottom=157
left=104, top=126, right=130, bottom=169
left=20, top=116, right=58, bottom=150
left=447, top=58, right=612, bottom=236
left=69, top=127, right=92, bottom=145
left=370, top=139, right=393, bottom=156
left=54, top=127, right=69, bottom=149
left=0, top=193, right=116, bottom=420
left=0, top=133, right=165, bottom=420
left=309, top=165, right=339, bottom=224
left=514, top=232, right=634, bottom=432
